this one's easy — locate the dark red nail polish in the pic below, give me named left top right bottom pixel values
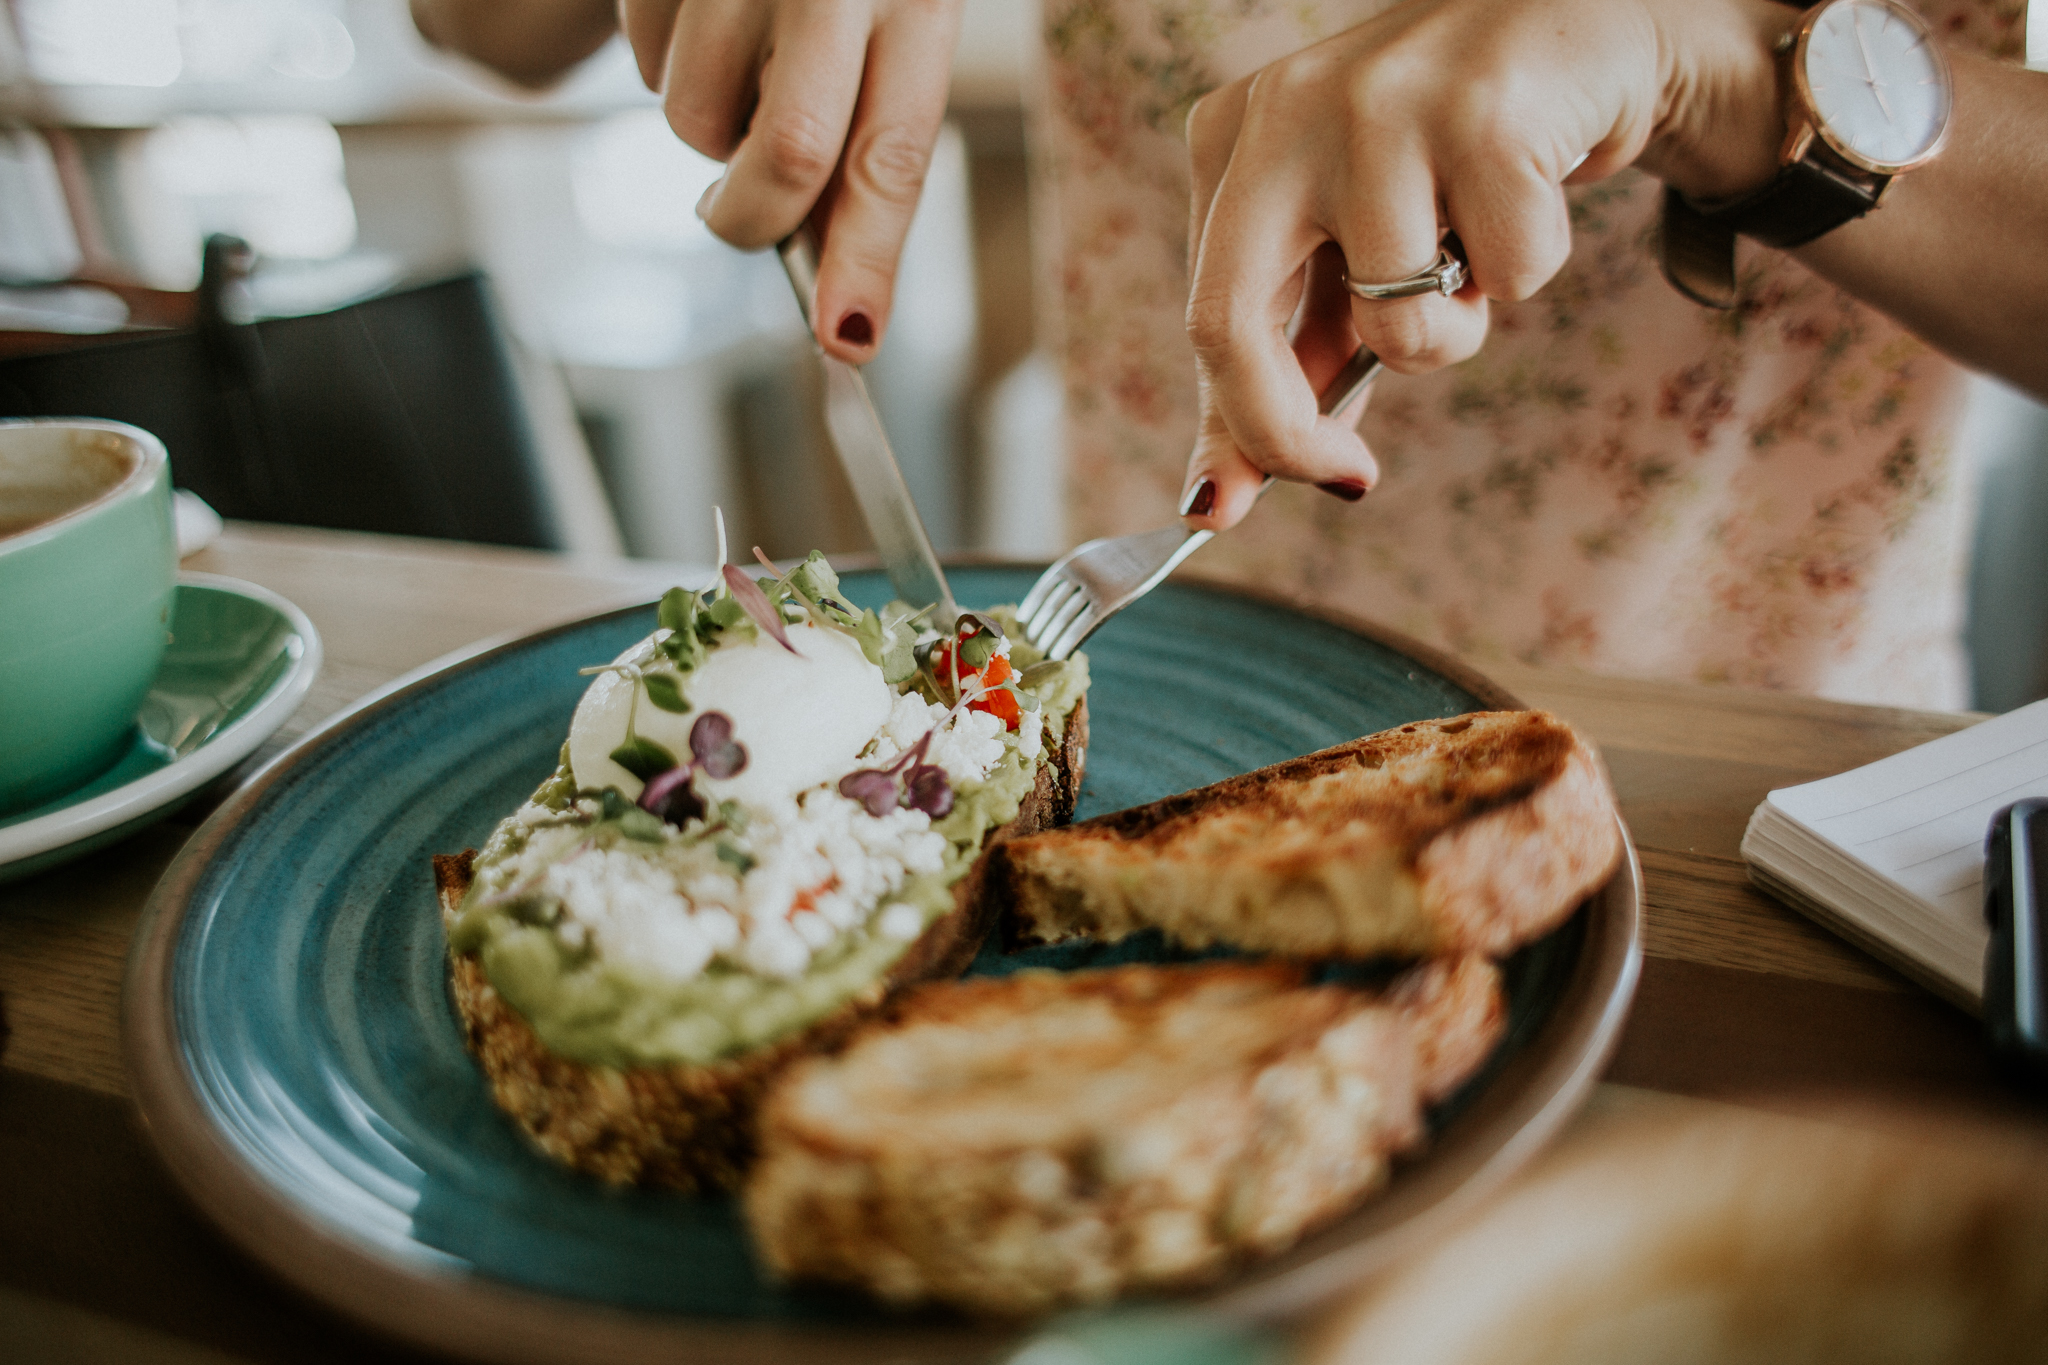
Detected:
left=1317, top=479, right=1367, bottom=502
left=836, top=311, right=874, bottom=346
left=1180, top=478, right=1216, bottom=517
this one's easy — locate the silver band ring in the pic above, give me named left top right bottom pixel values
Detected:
left=1344, top=247, right=1468, bottom=301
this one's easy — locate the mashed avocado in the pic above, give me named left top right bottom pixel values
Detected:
left=450, top=600, right=1086, bottom=1071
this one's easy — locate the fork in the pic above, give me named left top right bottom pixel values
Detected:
left=1016, top=346, right=1384, bottom=660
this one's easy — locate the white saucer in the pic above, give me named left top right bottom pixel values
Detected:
left=0, top=572, right=321, bottom=882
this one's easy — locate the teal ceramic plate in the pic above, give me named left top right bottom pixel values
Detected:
left=0, top=572, right=320, bottom=882
left=126, top=570, right=1639, bottom=1365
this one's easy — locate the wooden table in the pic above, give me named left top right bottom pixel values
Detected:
left=2, top=523, right=2038, bottom=1364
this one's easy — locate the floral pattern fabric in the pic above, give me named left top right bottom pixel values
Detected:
left=1035, top=0, right=2025, bottom=707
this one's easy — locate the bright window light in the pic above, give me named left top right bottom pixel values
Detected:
left=18, top=0, right=354, bottom=86
left=268, top=9, right=354, bottom=81
left=146, top=115, right=357, bottom=260
left=571, top=110, right=726, bottom=253
left=17, top=0, right=182, bottom=87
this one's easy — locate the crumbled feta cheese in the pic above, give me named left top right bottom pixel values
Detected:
left=926, top=707, right=1006, bottom=784
left=544, top=848, right=720, bottom=984
left=790, top=910, right=835, bottom=949
left=1017, top=704, right=1044, bottom=761
left=865, top=690, right=935, bottom=765
left=877, top=902, right=925, bottom=940
left=744, top=919, right=811, bottom=977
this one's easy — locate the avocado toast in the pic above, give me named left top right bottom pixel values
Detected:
left=436, top=553, right=1089, bottom=1193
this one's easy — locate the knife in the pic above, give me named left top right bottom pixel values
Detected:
left=777, top=228, right=960, bottom=629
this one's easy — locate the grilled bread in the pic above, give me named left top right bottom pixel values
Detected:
left=988, top=710, right=1619, bottom=961
left=745, top=954, right=1505, bottom=1314
left=436, top=697, right=1087, bottom=1194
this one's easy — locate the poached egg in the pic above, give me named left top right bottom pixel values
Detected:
left=568, top=620, right=893, bottom=809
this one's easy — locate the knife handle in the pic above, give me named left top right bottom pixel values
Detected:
left=1985, top=798, right=2048, bottom=1084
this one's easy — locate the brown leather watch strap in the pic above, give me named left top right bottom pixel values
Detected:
left=1659, top=187, right=1742, bottom=309
left=1659, top=155, right=1886, bottom=308
left=1686, top=155, right=1887, bottom=249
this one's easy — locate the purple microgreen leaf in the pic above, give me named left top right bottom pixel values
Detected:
left=678, top=711, right=748, bottom=779
left=838, top=768, right=900, bottom=818
left=904, top=764, right=953, bottom=818
left=884, top=728, right=934, bottom=775
left=690, top=710, right=733, bottom=757
left=723, top=563, right=800, bottom=655
left=966, top=610, right=1006, bottom=640
left=699, top=741, right=746, bottom=780
left=636, top=765, right=706, bottom=826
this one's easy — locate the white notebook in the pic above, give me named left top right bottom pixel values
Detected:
left=1740, top=697, right=2048, bottom=1012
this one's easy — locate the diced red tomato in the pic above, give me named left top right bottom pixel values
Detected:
left=788, top=879, right=835, bottom=920
left=930, top=631, right=1021, bottom=730
left=977, top=683, right=1021, bottom=728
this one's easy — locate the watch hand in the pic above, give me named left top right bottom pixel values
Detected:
left=1852, top=7, right=1896, bottom=121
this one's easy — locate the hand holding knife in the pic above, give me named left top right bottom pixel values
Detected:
left=776, top=228, right=960, bottom=632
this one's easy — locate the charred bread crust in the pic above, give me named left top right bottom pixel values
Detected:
left=437, top=697, right=1088, bottom=1194
left=989, top=710, right=1619, bottom=960
left=745, top=955, right=1506, bottom=1314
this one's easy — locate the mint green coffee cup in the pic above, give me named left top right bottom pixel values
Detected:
left=0, top=419, right=177, bottom=815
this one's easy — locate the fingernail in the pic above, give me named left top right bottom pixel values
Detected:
left=694, top=177, right=724, bottom=221
left=835, top=310, right=874, bottom=347
left=1179, top=478, right=1217, bottom=517
left=1317, top=479, right=1367, bottom=502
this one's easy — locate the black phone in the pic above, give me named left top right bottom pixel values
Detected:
left=1984, top=798, right=2048, bottom=1083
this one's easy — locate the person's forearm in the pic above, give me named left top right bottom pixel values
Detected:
left=1639, top=1, right=2048, bottom=397
left=410, top=0, right=617, bottom=89
left=1796, top=54, right=2048, bottom=396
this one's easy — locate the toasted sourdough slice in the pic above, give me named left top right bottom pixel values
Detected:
left=746, top=954, right=1505, bottom=1314
left=435, top=698, right=1088, bottom=1195
left=989, top=710, right=1619, bottom=961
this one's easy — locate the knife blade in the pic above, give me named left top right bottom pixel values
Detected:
left=777, top=229, right=959, bottom=629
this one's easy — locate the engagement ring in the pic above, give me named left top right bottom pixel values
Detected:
left=1344, top=246, right=1468, bottom=301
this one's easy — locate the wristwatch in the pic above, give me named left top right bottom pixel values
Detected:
left=1661, top=0, right=1953, bottom=308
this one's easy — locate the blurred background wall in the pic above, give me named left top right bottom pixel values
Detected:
left=0, top=0, right=2041, bottom=708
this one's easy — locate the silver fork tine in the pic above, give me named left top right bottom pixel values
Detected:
left=1017, top=559, right=1062, bottom=623
left=1021, top=576, right=1080, bottom=635
left=1037, top=586, right=1091, bottom=653
left=1017, top=342, right=1383, bottom=657
left=1046, top=604, right=1099, bottom=661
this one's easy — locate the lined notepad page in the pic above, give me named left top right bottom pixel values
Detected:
left=1769, top=697, right=2048, bottom=952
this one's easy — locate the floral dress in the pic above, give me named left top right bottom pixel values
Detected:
left=1034, top=0, right=2026, bottom=708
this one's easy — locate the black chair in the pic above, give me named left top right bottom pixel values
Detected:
left=0, top=237, right=564, bottom=549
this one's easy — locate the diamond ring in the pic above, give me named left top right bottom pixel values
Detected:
left=1344, top=246, right=1468, bottom=301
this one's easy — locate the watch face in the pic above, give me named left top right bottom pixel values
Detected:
left=1799, top=0, right=1953, bottom=174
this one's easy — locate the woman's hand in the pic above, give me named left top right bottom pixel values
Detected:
left=623, top=0, right=964, bottom=362
left=1177, top=0, right=1788, bottom=529
left=413, top=0, right=964, bottom=364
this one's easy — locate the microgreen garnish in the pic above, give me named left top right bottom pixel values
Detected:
left=723, top=563, right=800, bottom=655
left=636, top=710, right=751, bottom=827
left=610, top=735, right=679, bottom=781
left=838, top=729, right=953, bottom=819
left=689, top=710, right=748, bottom=778
left=641, top=672, right=689, bottom=713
